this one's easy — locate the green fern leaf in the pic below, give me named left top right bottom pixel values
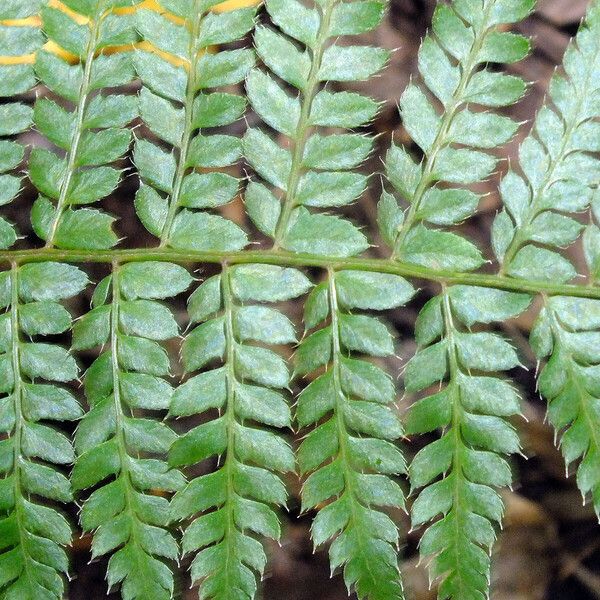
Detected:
left=491, top=0, right=600, bottom=523
left=0, top=95, right=26, bottom=249
left=405, top=286, right=531, bottom=600
left=584, top=191, right=600, bottom=283
left=72, top=262, right=190, bottom=599
left=244, top=0, right=387, bottom=256
left=1, top=2, right=600, bottom=599
left=0, top=262, right=87, bottom=599
left=29, top=0, right=141, bottom=250
left=0, top=11, right=43, bottom=57
left=532, top=297, right=600, bottom=518
left=0, top=0, right=46, bottom=250
left=495, top=2, right=600, bottom=281
left=133, top=0, right=254, bottom=250
left=382, top=0, right=533, bottom=270
left=297, top=269, right=415, bottom=600
left=169, top=264, right=310, bottom=600
left=0, top=0, right=45, bottom=19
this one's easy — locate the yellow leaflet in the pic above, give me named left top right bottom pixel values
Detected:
left=48, top=0, right=89, bottom=24
left=0, top=16, right=40, bottom=26
left=124, top=0, right=260, bottom=13
left=0, top=16, right=38, bottom=65
left=0, top=54, right=35, bottom=65
left=0, top=0, right=259, bottom=66
left=116, top=0, right=185, bottom=25
left=214, top=0, right=259, bottom=11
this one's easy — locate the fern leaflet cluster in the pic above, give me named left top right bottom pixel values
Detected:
left=495, top=1, right=600, bottom=281
left=245, top=0, right=387, bottom=256
left=405, top=286, right=531, bottom=599
left=170, top=264, right=309, bottom=599
left=0, top=0, right=599, bottom=599
left=134, top=0, right=255, bottom=250
left=298, top=270, right=413, bottom=599
left=495, top=0, right=600, bottom=522
left=0, top=262, right=86, bottom=598
left=533, top=297, right=600, bottom=517
left=30, top=0, right=140, bottom=249
left=0, top=0, right=45, bottom=249
left=382, top=0, right=533, bottom=270
left=72, top=261, right=190, bottom=598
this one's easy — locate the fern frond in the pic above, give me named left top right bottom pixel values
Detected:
left=0, top=0, right=45, bottom=23
left=169, top=264, right=310, bottom=599
left=0, top=262, right=87, bottom=599
left=531, top=297, right=600, bottom=518
left=244, top=0, right=388, bottom=257
left=297, top=269, right=414, bottom=600
left=0, top=0, right=45, bottom=249
left=0, top=0, right=43, bottom=62
left=382, top=0, right=532, bottom=270
left=584, top=192, right=600, bottom=282
left=71, top=261, right=190, bottom=599
left=29, top=0, right=141, bottom=250
left=495, top=1, right=600, bottom=281
left=492, top=0, right=600, bottom=522
left=405, top=286, right=531, bottom=599
left=133, top=0, right=254, bottom=250
left=1, top=1, right=600, bottom=599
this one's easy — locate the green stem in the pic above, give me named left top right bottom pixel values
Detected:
left=221, top=264, right=239, bottom=586
left=109, top=263, right=138, bottom=546
left=327, top=269, right=375, bottom=576
left=159, top=0, right=205, bottom=248
left=392, top=0, right=495, bottom=260
left=272, top=0, right=336, bottom=248
left=441, top=289, right=463, bottom=445
left=45, top=4, right=105, bottom=248
left=0, top=248, right=598, bottom=299
left=441, top=288, right=465, bottom=475
left=9, top=262, right=22, bottom=505
left=328, top=269, right=354, bottom=496
left=9, top=262, right=30, bottom=578
left=441, top=287, right=469, bottom=590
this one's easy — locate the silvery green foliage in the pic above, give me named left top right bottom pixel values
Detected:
left=71, top=262, right=191, bottom=599
left=381, top=0, right=533, bottom=271
left=531, top=297, right=600, bottom=517
left=584, top=191, right=600, bottom=283
left=0, top=262, right=87, bottom=599
left=29, top=0, right=141, bottom=250
left=0, top=0, right=45, bottom=249
left=405, top=286, right=531, bottom=600
left=497, top=0, right=600, bottom=528
left=1, top=1, right=600, bottom=599
left=133, top=0, right=254, bottom=250
left=494, top=1, right=600, bottom=282
left=0, top=0, right=44, bottom=63
left=297, top=270, right=415, bottom=599
left=553, top=192, right=600, bottom=515
left=169, top=264, right=310, bottom=600
left=244, top=0, right=388, bottom=257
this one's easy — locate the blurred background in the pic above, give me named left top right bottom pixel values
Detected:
left=3, top=0, right=600, bottom=598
